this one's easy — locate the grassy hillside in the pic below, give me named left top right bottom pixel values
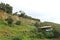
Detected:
left=0, top=3, right=60, bottom=40
left=0, top=19, right=54, bottom=40
left=0, top=11, right=60, bottom=40
left=0, top=18, right=35, bottom=40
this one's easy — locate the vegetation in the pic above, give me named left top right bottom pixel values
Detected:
left=0, top=2, right=60, bottom=40
left=5, top=16, right=13, bottom=27
left=12, top=37, right=22, bottom=40
left=0, top=2, right=12, bottom=13
left=14, top=11, right=40, bottom=22
left=34, top=22, right=40, bottom=27
left=15, top=21, right=21, bottom=25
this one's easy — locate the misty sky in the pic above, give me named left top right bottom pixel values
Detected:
left=0, top=0, right=60, bottom=23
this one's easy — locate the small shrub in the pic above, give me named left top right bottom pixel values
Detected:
left=53, top=29, right=60, bottom=38
left=44, top=31, right=54, bottom=38
left=6, top=16, right=13, bottom=27
left=36, top=31, right=54, bottom=38
left=15, top=21, right=21, bottom=25
left=12, top=37, right=22, bottom=40
left=36, top=32, right=45, bottom=38
left=34, top=22, right=40, bottom=28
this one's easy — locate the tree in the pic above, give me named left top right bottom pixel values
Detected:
left=0, top=3, right=5, bottom=11
left=0, top=3, right=12, bottom=13
left=13, top=12, right=18, bottom=15
left=5, top=4, right=12, bottom=13
left=19, top=11, right=25, bottom=17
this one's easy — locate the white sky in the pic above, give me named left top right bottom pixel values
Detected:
left=0, top=0, right=60, bottom=24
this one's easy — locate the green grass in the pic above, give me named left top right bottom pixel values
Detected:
left=0, top=18, right=60, bottom=40
left=0, top=23, right=53, bottom=40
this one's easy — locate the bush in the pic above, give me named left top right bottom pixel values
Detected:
left=53, top=29, right=60, bottom=38
left=6, top=16, right=13, bottom=27
left=36, top=31, right=54, bottom=38
left=36, top=32, right=45, bottom=38
left=44, top=31, right=54, bottom=38
left=12, top=37, right=22, bottom=40
left=15, top=21, right=21, bottom=25
left=28, top=28, right=38, bottom=38
left=34, top=22, right=40, bottom=28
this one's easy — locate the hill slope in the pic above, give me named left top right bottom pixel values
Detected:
left=0, top=11, right=40, bottom=40
left=0, top=11, right=60, bottom=40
